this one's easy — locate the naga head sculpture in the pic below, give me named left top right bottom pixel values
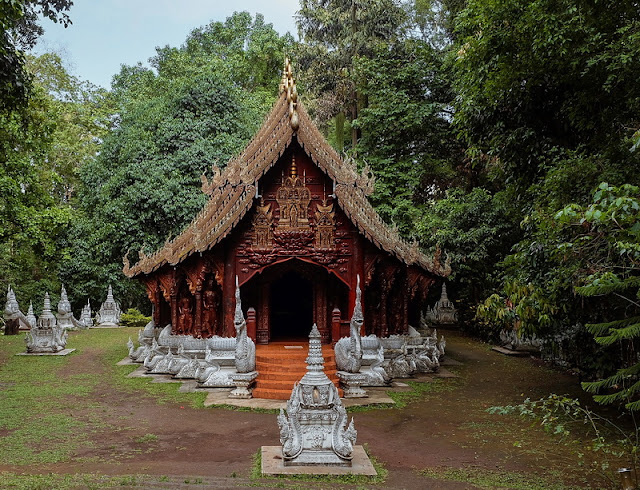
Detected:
left=351, top=275, right=364, bottom=328
left=234, top=276, right=245, bottom=328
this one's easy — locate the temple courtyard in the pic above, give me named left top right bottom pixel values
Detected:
left=0, top=327, right=624, bottom=489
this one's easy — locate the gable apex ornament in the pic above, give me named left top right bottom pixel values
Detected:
left=280, top=58, right=299, bottom=131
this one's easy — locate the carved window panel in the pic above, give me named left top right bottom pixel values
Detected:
left=314, top=200, right=336, bottom=250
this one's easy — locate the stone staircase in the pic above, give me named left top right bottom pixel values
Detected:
left=253, top=342, right=340, bottom=400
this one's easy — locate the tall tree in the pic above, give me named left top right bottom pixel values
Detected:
left=452, top=0, right=640, bottom=376
left=296, top=0, right=408, bottom=148
left=63, top=12, right=293, bottom=309
left=352, top=38, right=462, bottom=234
left=0, top=51, right=108, bottom=309
left=1, top=0, right=73, bottom=110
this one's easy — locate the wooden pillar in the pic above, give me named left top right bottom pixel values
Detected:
left=331, top=307, right=341, bottom=345
left=170, top=291, right=178, bottom=333
left=247, top=307, right=257, bottom=342
left=257, top=280, right=269, bottom=344
left=380, top=290, right=388, bottom=338
left=316, top=276, right=329, bottom=344
left=402, top=274, right=409, bottom=335
left=153, top=288, right=161, bottom=325
left=222, top=249, right=235, bottom=337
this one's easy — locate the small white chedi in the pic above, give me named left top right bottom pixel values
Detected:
left=277, top=324, right=357, bottom=466
left=96, top=285, right=121, bottom=327
left=26, top=292, right=68, bottom=353
left=79, top=299, right=93, bottom=328
left=423, top=282, right=458, bottom=325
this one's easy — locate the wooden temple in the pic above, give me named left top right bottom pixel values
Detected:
left=123, top=61, right=450, bottom=345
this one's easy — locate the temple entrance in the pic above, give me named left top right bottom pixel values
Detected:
left=270, top=270, right=313, bottom=340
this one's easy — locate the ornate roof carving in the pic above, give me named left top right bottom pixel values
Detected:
left=124, top=64, right=450, bottom=279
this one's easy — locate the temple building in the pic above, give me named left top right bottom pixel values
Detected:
left=123, top=61, right=449, bottom=346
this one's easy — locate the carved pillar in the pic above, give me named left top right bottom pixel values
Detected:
left=170, top=289, right=178, bottom=333
left=194, top=290, right=202, bottom=337
left=331, top=307, right=341, bottom=346
left=402, top=274, right=409, bottom=335
left=257, top=280, right=269, bottom=344
left=223, top=248, right=235, bottom=337
left=247, top=307, right=257, bottom=342
left=315, top=276, right=329, bottom=344
left=169, top=273, right=178, bottom=333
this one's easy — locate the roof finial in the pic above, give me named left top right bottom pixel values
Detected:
left=290, top=153, right=297, bottom=178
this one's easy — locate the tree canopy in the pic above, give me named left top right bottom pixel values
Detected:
left=61, top=12, right=293, bottom=308
left=2, top=3, right=640, bottom=411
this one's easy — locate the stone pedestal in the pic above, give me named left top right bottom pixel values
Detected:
left=229, top=371, right=258, bottom=399
left=337, top=371, right=368, bottom=398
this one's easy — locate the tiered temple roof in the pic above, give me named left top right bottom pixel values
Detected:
left=123, top=61, right=450, bottom=279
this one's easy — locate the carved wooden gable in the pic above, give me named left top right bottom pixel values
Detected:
left=235, top=146, right=354, bottom=286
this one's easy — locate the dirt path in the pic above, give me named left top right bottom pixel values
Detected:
left=0, top=328, right=610, bottom=488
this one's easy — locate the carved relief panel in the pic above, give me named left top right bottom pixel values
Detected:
left=314, top=200, right=335, bottom=250
left=252, top=198, right=273, bottom=250
left=275, top=155, right=311, bottom=231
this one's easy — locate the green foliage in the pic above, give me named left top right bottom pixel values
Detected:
left=452, top=0, right=640, bottom=185
left=476, top=281, right=558, bottom=340
left=353, top=38, right=461, bottom=236
left=297, top=0, right=408, bottom=145
left=417, top=188, right=517, bottom=308
left=489, top=394, right=638, bottom=487
left=0, top=0, right=73, bottom=110
left=119, top=308, right=151, bottom=329
left=555, top=183, right=640, bottom=410
left=448, top=0, right=640, bottom=375
left=0, top=52, right=109, bottom=310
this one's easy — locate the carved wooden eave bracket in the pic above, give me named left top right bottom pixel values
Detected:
left=123, top=60, right=449, bottom=279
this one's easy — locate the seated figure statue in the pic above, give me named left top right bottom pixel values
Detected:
left=3, top=286, right=29, bottom=335
left=56, top=285, right=85, bottom=330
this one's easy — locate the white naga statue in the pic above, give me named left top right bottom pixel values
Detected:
left=96, top=285, right=121, bottom=327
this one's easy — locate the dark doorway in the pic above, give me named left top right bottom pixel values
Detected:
left=270, top=270, right=313, bottom=340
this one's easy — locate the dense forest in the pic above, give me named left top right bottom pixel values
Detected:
left=1, top=1, right=639, bottom=410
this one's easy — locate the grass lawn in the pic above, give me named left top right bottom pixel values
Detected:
left=0, top=328, right=633, bottom=489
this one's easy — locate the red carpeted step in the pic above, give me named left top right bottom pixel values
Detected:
left=253, top=343, right=341, bottom=400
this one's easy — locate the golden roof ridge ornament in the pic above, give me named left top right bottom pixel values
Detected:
left=280, top=57, right=299, bottom=131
